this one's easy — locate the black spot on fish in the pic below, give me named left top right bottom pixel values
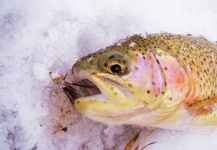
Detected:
left=134, top=66, right=139, bottom=70
left=109, top=55, right=115, bottom=59
left=164, top=82, right=167, bottom=86
left=128, top=83, right=133, bottom=87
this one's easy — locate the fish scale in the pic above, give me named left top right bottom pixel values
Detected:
left=123, top=34, right=217, bottom=107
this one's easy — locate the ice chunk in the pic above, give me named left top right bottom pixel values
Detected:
left=129, top=42, right=136, bottom=47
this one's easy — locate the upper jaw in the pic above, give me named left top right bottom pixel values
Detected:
left=71, top=65, right=87, bottom=82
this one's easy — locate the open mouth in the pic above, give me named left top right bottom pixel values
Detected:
left=62, top=79, right=101, bottom=104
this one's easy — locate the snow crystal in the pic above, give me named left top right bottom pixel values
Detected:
left=210, top=52, right=216, bottom=62
left=129, top=42, right=136, bottom=47
left=1, top=0, right=217, bottom=150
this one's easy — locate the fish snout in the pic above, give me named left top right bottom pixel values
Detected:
left=71, top=65, right=84, bottom=83
left=71, top=65, right=79, bottom=77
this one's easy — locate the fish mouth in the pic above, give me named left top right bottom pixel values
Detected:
left=63, top=78, right=102, bottom=104
left=75, top=79, right=102, bottom=97
left=66, top=66, right=127, bottom=104
left=65, top=71, right=148, bottom=125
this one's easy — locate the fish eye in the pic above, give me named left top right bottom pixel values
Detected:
left=98, top=53, right=130, bottom=75
left=110, top=64, right=122, bottom=74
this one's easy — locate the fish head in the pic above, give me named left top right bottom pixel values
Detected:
left=71, top=35, right=189, bottom=126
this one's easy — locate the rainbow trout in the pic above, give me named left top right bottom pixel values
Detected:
left=65, top=34, right=217, bottom=130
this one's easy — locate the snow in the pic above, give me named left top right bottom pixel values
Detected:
left=129, top=42, right=136, bottom=47
left=1, top=0, right=217, bottom=149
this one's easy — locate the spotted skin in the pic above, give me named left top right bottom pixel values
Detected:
left=72, top=34, right=217, bottom=129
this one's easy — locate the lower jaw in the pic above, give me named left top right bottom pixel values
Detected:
left=83, top=107, right=184, bottom=128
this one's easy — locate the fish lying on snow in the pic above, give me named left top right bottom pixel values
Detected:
left=53, top=33, right=217, bottom=130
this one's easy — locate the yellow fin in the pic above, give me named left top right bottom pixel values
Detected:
left=124, top=129, right=156, bottom=150
left=192, top=110, right=217, bottom=125
left=188, top=97, right=217, bottom=125
left=187, top=97, right=217, bottom=110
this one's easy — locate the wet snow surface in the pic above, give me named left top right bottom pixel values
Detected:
left=1, top=0, right=217, bottom=149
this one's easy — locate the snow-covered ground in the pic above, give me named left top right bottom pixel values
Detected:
left=1, top=0, right=217, bottom=149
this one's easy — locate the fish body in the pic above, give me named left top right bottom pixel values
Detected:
left=71, top=34, right=217, bottom=130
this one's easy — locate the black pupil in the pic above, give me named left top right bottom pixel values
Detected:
left=110, top=64, right=122, bottom=74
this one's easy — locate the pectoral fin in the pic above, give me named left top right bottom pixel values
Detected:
left=187, top=97, right=217, bottom=110
left=187, top=97, right=217, bottom=125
